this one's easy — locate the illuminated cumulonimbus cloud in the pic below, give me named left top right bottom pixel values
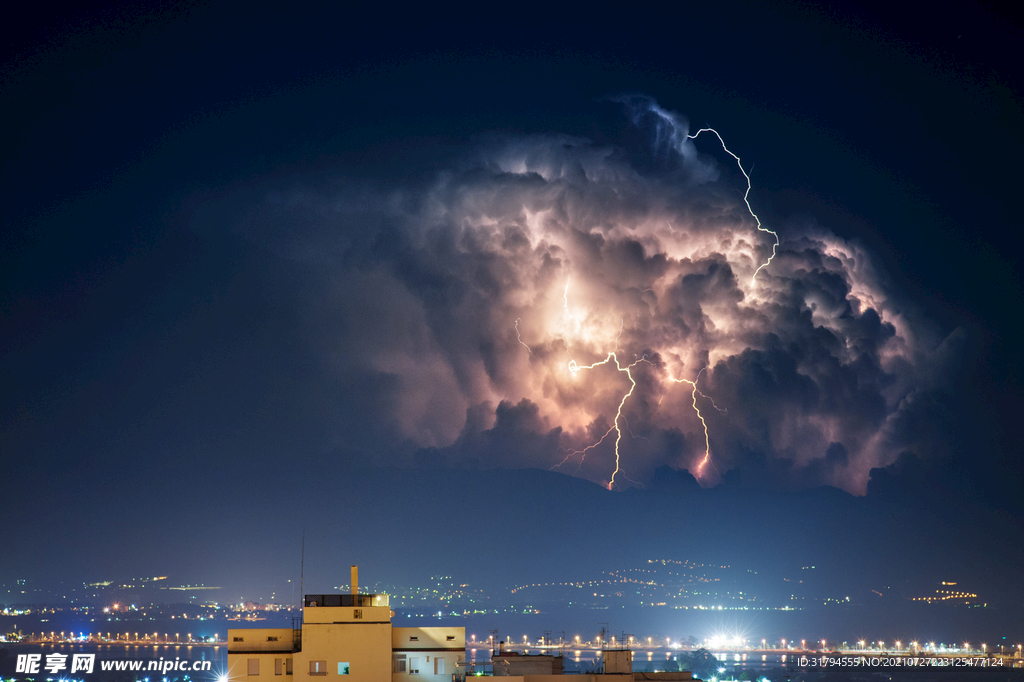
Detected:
left=292, top=97, right=961, bottom=493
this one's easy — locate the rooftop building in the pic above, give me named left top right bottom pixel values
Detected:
left=227, top=566, right=464, bottom=681
left=227, top=565, right=701, bottom=681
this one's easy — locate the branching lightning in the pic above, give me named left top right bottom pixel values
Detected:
left=521, top=276, right=725, bottom=488
left=512, top=124, right=769, bottom=489
left=312, top=98, right=928, bottom=500
left=687, top=127, right=779, bottom=285
left=560, top=351, right=646, bottom=489
left=562, top=356, right=722, bottom=487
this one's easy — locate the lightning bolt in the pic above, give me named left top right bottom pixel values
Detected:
left=567, top=355, right=722, bottom=487
left=560, top=351, right=646, bottom=490
left=687, top=127, right=779, bottom=285
left=666, top=367, right=719, bottom=477
left=552, top=284, right=643, bottom=487
left=523, top=274, right=724, bottom=488
left=514, top=318, right=533, bottom=355
left=553, top=417, right=616, bottom=472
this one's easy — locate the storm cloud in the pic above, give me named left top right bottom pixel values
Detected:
left=248, top=99, right=962, bottom=493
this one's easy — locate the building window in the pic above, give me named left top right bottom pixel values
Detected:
left=337, top=663, right=349, bottom=675
left=409, top=657, right=420, bottom=674
left=446, top=636, right=455, bottom=641
left=275, top=659, right=283, bottom=676
left=434, top=657, right=444, bottom=675
left=234, top=637, right=244, bottom=642
left=268, top=637, right=278, bottom=642
left=393, top=655, right=407, bottom=673
left=247, top=659, right=260, bottom=676
left=309, top=661, right=326, bottom=676
left=352, top=609, right=362, bottom=619
left=409, top=636, right=418, bottom=641
left=286, top=659, right=293, bottom=675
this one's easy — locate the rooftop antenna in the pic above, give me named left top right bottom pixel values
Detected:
left=300, top=530, right=305, bottom=617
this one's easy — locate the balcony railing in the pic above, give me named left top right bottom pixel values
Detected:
left=304, top=594, right=389, bottom=607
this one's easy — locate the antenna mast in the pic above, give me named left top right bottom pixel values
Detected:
left=300, top=530, right=305, bottom=616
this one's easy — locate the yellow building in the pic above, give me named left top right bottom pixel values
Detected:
left=228, top=568, right=464, bottom=682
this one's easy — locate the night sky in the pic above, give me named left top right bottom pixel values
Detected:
left=2, top=1, right=1022, bottom=598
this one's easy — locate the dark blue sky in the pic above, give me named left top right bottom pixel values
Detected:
left=2, top=0, right=1022, bottom=591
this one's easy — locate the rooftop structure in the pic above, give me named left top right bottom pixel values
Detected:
left=227, top=566, right=464, bottom=681
left=227, top=565, right=701, bottom=681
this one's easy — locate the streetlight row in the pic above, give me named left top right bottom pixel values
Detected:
left=468, top=634, right=1020, bottom=655
left=20, top=632, right=220, bottom=643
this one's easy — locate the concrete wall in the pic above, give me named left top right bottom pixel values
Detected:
left=392, top=626, right=464, bottom=650
left=227, top=652, right=294, bottom=682
left=392, top=627, right=465, bottom=682
left=228, top=629, right=297, bottom=653
left=293, top=621, right=392, bottom=682
left=302, top=606, right=391, bottom=624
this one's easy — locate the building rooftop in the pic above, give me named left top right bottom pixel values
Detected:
left=303, top=593, right=389, bottom=607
